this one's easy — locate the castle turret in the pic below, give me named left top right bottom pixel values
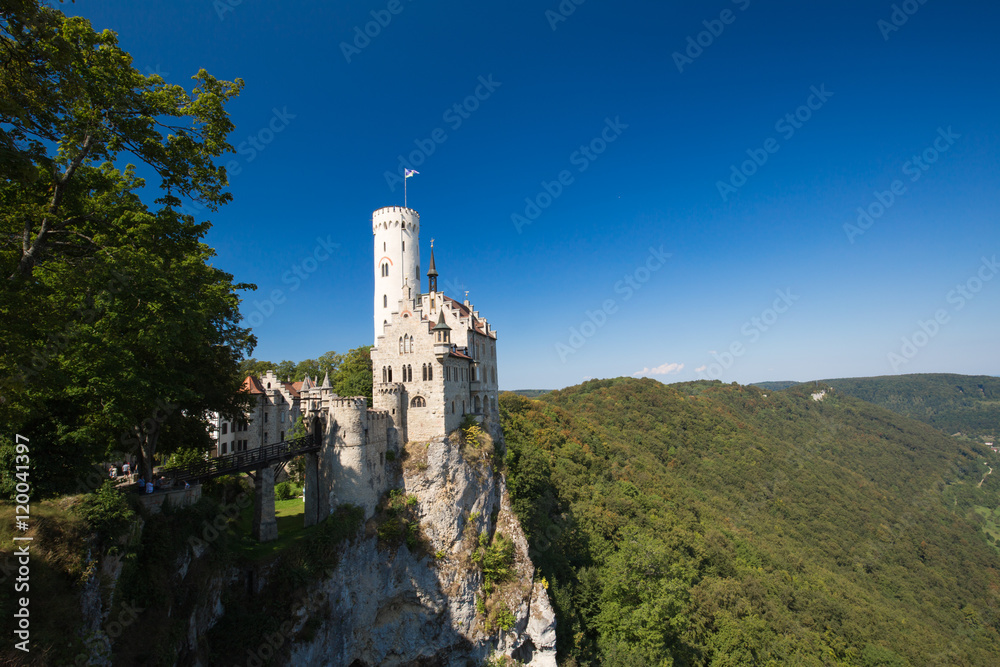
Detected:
left=373, top=206, right=421, bottom=341
left=433, top=309, right=452, bottom=358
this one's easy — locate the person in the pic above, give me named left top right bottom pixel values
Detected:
left=137, top=476, right=144, bottom=489
left=184, top=480, right=190, bottom=490
left=145, top=480, right=154, bottom=494
left=122, top=461, right=130, bottom=477
left=109, top=465, right=116, bottom=479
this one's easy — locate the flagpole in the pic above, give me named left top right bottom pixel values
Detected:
left=404, top=174, right=407, bottom=208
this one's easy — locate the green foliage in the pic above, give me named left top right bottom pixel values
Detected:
left=472, top=533, right=515, bottom=592
left=0, top=0, right=254, bottom=493
left=493, top=603, right=516, bottom=632
left=75, top=480, right=136, bottom=547
left=374, top=488, right=424, bottom=552
left=274, top=481, right=297, bottom=500
left=161, top=447, right=207, bottom=470
left=500, top=378, right=1000, bottom=666
left=331, top=345, right=373, bottom=405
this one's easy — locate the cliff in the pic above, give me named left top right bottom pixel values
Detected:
left=287, top=425, right=556, bottom=666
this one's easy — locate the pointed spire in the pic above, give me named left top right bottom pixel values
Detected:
left=432, top=309, right=451, bottom=331
left=427, top=239, right=438, bottom=293
left=322, top=371, right=331, bottom=388
left=301, top=374, right=312, bottom=391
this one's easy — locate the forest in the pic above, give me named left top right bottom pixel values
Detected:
left=501, top=378, right=1000, bottom=666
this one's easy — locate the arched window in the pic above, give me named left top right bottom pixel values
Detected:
left=388, top=367, right=393, bottom=382
left=383, top=294, right=387, bottom=307
left=399, top=337, right=403, bottom=353
left=475, top=395, right=481, bottom=412
left=382, top=367, right=387, bottom=382
left=428, top=365, right=433, bottom=381
left=381, top=263, right=389, bottom=277
left=411, top=396, right=426, bottom=408
left=421, top=364, right=427, bottom=381
left=409, top=337, right=414, bottom=353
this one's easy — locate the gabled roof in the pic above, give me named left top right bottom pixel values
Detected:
left=283, top=382, right=301, bottom=398
left=242, top=375, right=266, bottom=394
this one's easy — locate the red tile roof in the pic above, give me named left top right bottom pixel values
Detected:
left=242, top=375, right=266, bottom=394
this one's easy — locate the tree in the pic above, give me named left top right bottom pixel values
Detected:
left=332, top=345, right=373, bottom=405
left=0, top=1, right=254, bottom=492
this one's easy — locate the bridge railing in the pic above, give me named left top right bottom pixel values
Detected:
left=163, top=433, right=320, bottom=484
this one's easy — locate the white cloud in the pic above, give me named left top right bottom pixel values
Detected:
left=695, top=365, right=707, bottom=372
left=632, top=362, right=685, bottom=377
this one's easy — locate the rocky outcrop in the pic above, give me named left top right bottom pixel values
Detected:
left=287, top=428, right=556, bottom=666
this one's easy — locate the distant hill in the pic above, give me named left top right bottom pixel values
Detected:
left=507, top=389, right=551, bottom=398
left=751, top=380, right=801, bottom=391
left=757, top=373, right=1000, bottom=440
left=500, top=378, right=1000, bottom=665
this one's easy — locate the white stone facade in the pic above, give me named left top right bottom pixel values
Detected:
left=208, top=205, right=499, bottom=518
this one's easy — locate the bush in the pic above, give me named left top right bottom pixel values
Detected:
left=275, top=481, right=297, bottom=500
left=76, top=481, right=136, bottom=547
left=473, top=533, right=516, bottom=589
left=493, top=603, right=516, bottom=632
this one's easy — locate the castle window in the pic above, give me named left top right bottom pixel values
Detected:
left=452, top=401, right=455, bottom=413
left=384, top=242, right=386, bottom=251
left=402, top=241, right=405, bottom=251
left=388, top=367, right=393, bottom=382
left=399, top=337, right=403, bottom=353
left=281, top=431, right=284, bottom=441
left=381, top=263, right=389, bottom=277
left=411, top=396, right=426, bottom=408
left=428, top=365, right=432, bottom=381
left=421, top=364, right=427, bottom=381
left=384, top=294, right=387, bottom=307
left=222, top=423, right=228, bottom=435
left=267, top=382, right=271, bottom=389
left=264, top=413, right=268, bottom=423
left=409, top=337, right=414, bottom=353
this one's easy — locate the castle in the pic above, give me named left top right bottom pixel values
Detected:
left=210, top=206, right=499, bottom=518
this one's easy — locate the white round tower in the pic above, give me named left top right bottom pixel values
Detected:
left=373, top=206, right=421, bottom=342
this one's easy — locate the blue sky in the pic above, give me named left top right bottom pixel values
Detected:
left=66, top=0, right=1000, bottom=389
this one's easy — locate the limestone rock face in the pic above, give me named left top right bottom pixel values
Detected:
left=287, top=430, right=557, bottom=666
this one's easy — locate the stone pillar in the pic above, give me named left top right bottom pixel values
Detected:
left=303, top=452, right=319, bottom=528
left=252, top=466, right=278, bottom=542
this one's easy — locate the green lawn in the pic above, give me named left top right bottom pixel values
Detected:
left=231, top=490, right=314, bottom=561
